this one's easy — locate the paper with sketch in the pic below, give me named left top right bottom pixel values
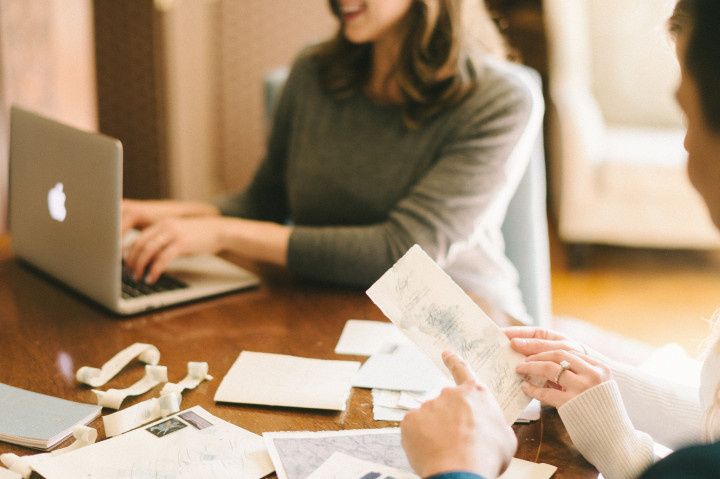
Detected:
left=263, top=428, right=410, bottom=479
left=352, top=344, right=451, bottom=392
left=307, top=452, right=558, bottom=479
left=264, top=428, right=555, bottom=479
left=366, top=245, right=530, bottom=424
left=30, top=406, right=274, bottom=479
left=308, top=452, right=418, bottom=479
left=335, top=320, right=411, bottom=356
left=215, top=351, right=360, bottom=411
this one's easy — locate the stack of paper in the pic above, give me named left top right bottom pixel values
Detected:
left=214, top=351, right=360, bottom=411
left=0, top=383, right=101, bottom=450
left=29, top=406, right=274, bottom=479
left=337, top=319, right=539, bottom=423
left=334, top=320, right=411, bottom=356
left=352, top=344, right=450, bottom=392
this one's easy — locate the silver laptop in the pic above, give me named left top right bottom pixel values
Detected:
left=9, top=106, right=259, bottom=315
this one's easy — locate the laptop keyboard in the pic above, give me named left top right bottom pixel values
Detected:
left=121, top=263, right=188, bottom=299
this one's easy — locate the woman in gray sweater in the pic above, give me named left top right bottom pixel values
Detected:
left=122, top=0, right=543, bottom=323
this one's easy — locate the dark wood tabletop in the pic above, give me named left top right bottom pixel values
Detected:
left=0, top=235, right=597, bottom=478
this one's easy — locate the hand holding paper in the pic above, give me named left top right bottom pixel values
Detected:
left=366, top=245, right=530, bottom=424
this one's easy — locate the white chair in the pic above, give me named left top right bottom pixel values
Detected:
left=544, top=0, right=720, bottom=259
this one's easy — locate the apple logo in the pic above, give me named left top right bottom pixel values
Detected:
left=48, top=182, right=67, bottom=222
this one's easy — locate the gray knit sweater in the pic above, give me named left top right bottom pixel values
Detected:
left=216, top=50, right=543, bottom=321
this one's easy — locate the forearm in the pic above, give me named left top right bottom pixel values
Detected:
left=178, top=201, right=221, bottom=217
left=559, top=381, right=656, bottom=479
left=218, top=217, right=290, bottom=267
left=591, top=352, right=704, bottom=448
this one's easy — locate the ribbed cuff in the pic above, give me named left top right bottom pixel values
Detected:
left=559, top=380, right=655, bottom=479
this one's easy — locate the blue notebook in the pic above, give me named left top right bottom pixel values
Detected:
left=0, top=383, right=101, bottom=450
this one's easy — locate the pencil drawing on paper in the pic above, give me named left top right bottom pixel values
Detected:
left=366, top=245, right=530, bottom=423
left=269, top=431, right=411, bottom=479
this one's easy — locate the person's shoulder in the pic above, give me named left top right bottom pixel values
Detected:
left=640, top=441, right=720, bottom=478
left=284, top=44, right=325, bottom=85
left=444, top=58, right=543, bottom=137
left=463, top=58, right=543, bottom=119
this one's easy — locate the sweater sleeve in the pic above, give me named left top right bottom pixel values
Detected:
left=288, top=66, right=543, bottom=286
left=594, top=353, right=704, bottom=449
left=558, top=380, right=657, bottom=479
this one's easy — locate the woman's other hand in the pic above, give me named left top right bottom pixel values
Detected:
left=516, top=349, right=612, bottom=408
left=504, top=326, right=589, bottom=357
left=123, top=216, right=227, bottom=284
left=121, top=199, right=220, bottom=235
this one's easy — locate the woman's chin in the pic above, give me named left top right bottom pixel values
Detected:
left=342, top=28, right=374, bottom=44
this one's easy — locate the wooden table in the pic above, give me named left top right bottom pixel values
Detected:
left=0, top=236, right=597, bottom=477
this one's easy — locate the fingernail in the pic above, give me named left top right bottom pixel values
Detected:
left=514, top=338, right=527, bottom=345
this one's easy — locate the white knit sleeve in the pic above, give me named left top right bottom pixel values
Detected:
left=601, top=355, right=704, bottom=448
left=558, top=380, right=656, bottom=479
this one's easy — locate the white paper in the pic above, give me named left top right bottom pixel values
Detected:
left=352, top=344, right=451, bottom=392
left=372, top=390, right=539, bottom=424
left=0, top=468, right=20, bottom=479
left=335, top=320, right=411, bottom=356
left=214, top=351, right=360, bottom=411
left=500, top=458, right=556, bottom=479
left=263, top=428, right=409, bottom=479
left=372, top=405, right=407, bottom=422
left=397, top=389, right=440, bottom=410
left=264, top=428, right=555, bottom=479
left=308, top=452, right=418, bottom=479
left=366, top=245, right=530, bottom=424
left=1, top=426, right=98, bottom=479
left=515, top=399, right=542, bottom=423
left=371, top=389, right=402, bottom=408
left=76, top=343, right=160, bottom=388
left=31, top=406, right=274, bottom=479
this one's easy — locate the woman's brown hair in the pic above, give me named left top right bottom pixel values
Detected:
left=669, top=0, right=720, bottom=133
left=313, top=0, right=509, bottom=128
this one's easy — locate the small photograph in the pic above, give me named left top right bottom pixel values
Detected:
left=179, top=410, right=213, bottom=430
left=146, top=417, right=187, bottom=438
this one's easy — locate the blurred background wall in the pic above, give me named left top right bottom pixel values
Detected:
left=92, top=0, right=336, bottom=200
left=0, top=0, right=336, bottom=232
left=0, top=0, right=97, bottom=234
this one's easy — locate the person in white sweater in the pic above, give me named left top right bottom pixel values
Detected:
left=401, top=0, right=720, bottom=478
left=503, top=2, right=720, bottom=477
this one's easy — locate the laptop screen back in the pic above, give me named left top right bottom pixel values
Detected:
left=9, top=107, right=123, bottom=307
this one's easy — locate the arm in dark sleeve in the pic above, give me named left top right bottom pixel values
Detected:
left=640, top=441, right=720, bottom=479
left=288, top=69, right=542, bottom=286
left=426, top=473, right=486, bottom=479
